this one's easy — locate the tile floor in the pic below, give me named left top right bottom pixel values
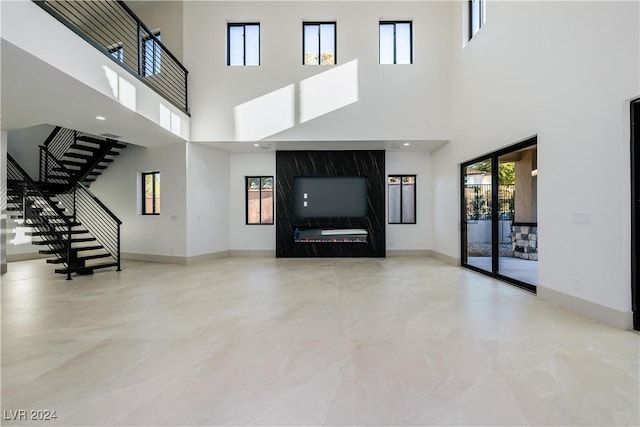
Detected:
left=1, top=257, right=638, bottom=426
left=467, top=256, right=539, bottom=285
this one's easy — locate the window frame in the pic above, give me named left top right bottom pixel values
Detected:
left=468, top=0, right=484, bottom=41
left=108, top=44, right=124, bottom=62
left=302, top=21, right=337, bottom=65
left=142, top=31, right=161, bottom=76
left=142, top=171, right=160, bottom=216
left=379, top=21, right=413, bottom=65
left=227, top=23, right=261, bottom=66
left=388, top=174, right=417, bottom=224
left=245, top=176, right=274, bottom=225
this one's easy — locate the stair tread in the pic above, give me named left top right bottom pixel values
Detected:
left=60, top=160, right=85, bottom=167
left=69, top=143, right=100, bottom=152
left=74, top=245, right=105, bottom=252
left=33, top=237, right=96, bottom=244
left=63, top=152, right=92, bottom=160
left=29, top=230, right=88, bottom=236
left=54, top=261, right=118, bottom=275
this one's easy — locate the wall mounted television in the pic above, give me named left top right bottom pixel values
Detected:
left=294, top=176, right=368, bottom=218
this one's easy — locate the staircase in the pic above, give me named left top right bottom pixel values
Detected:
left=7, top=127, right=124, bottom=279
left=39, top=127, right=126, bottom=189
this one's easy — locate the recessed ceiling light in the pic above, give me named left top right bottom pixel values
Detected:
left=253, top=143, right=260, bottom=147
left=403, top=142, right=410, bottom=146
left=96, top=116, right=106, bottom=121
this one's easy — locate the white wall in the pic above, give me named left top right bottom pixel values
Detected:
left=432, top=1, right=639, bottom=314
left=134, top=1, right=184, bottom=62
left=1, top=130, right=7, bottom=272
left=229, top=152, right=276, bottom=251
left=386, top=151, right=432, bottom=251
left=6, top=124, right=55, bottom=180
left=186, top=143, right=230, bottom=256
left=90, top=143, right=188, bottom=257
left=1, top=0, right=190, bottom=142
left=183, top=1, right=451, bottom=143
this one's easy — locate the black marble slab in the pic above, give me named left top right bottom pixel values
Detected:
left=276, top=150, right=385, bottom=257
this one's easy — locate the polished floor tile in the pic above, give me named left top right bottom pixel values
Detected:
left=1, top=257, right=638, bottom=426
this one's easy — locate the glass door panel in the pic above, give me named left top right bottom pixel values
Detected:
left=498, top=146, right=538, bottom=285
left=463, top=159, right=494, bottom=273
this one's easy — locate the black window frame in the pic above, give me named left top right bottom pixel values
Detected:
left=246, top=176, right=274, bottom=225
left=142, top=31, right=161, bottom=76
left=227, top=23, right=261, bottom=66
left=302, top=21, right=337, bottom=65
left=379, top=21, right=413, bottom=65
left=468, top=0, right=484, bottom=41
left=142, top=171, right=160, bottom=215
left=388, top=175, right=417, bottom=224
left=109, top=44, right=124, bottom=62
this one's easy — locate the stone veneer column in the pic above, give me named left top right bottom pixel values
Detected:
left=512, top=224, right=538, bottom=261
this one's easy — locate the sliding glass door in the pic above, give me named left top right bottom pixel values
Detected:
left=462, top=158, right=494, bottom=274
left=461, top=138, right=538, bottom=292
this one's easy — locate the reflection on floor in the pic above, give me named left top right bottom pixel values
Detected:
left=2, top=257, right=637, bottom=426
left=467, top=256, right=539, bottom=285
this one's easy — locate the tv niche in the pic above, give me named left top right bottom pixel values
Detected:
left=293, top=176, right=369, bottom=243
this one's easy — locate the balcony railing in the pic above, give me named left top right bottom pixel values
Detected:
left=34, top=0, right=188, bottom=114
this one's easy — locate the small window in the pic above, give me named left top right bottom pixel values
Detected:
left=143, top=31, right=161, bottom=76
left=246, top=176, right=273, bottom=224
left=109, top=44, right=124, bottom=62
left=469, top=0, right=485, bottom=41
left=228, top=23, right=260, bottom=66
left=142, top=171, right=160, bottom=215
left=303, top=22, right=336, bottom=65
left=388, top=175, right=416, bottom=224
left=379, top=21, right=412, bottom=64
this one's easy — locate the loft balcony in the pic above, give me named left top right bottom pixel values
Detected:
left=34, top=0, right=188, bottom=115
left=1, top=0, right=189, bottom=146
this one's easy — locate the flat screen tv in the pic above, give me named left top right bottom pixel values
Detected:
left=294, top=176, right=368, bottom=218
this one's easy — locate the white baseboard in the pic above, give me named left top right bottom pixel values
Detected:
left=428, top=250, right=460, bottom=266
left=229, top=250, right=276, bottom=257
left=7, top=252, right=50, bottom=262
left=538, top=286, right=634, bottom=330
left=186, top=251, right=230, bottom=264
left=122, top=251, right=229, bottom=265
left=387, top=250, right=431, bottom=257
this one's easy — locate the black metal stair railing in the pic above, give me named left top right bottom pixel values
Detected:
left=38, top=151, right=123, bottom=273
left=40, top=126, right=126, bottom=190
left=57, top=184, right=122, bottom=274
left=40, top=145, right=73, bottom=187
left=8, top=154, right=76, bottom=279
left=33, top=0, right=188, bottom=114
left=9, top=154, right=122, bottom=279
left=43, top=126, right=74, bottom=160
